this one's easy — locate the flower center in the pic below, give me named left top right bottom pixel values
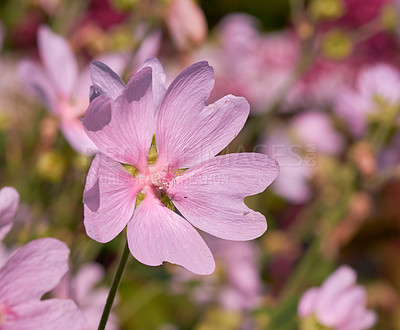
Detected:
left=122, top=136, right=186, bottom=209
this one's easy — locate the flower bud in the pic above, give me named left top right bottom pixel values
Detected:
left=321, top=29, right=353, bottom=60
left=309, top=0, right=345, bottom=21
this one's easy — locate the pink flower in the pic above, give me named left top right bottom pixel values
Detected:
left=166, top=0, right=207, bottom=50
left=212, top=239, right=262, bottom=311
left=290, top=111, right=344, bottom=155
left=334, top=63, right=400, bottom=136
left=18, top=25, right=158, bottom=154
left=0, top=238, right=85, bottom=329
left=0, top=187, right=19, bottom=242
left=298, top=265, right=376, bottom=330
left=198, top=13, right=299, bottom=114
left=83, top=58, right=279, bottom=275
left=53, top=263, right=118, bottom=330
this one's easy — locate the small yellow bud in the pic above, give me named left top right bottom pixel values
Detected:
left=321, top=29, right=353, bottom=60
left=310, top=0, right=345, bottom=20
left=112, top=0, right=138, bottom=11
left=36, top=151, right=67, bottom=182
left=381, top=4, right=398, bottom=32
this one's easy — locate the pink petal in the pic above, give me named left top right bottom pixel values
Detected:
left=317, top=285, right=366, bottom=327
left=315, top=265, right=357, bottom=325
left=83, top=153, right=143, bottom=243
left=73, top=263, right=104, bottom=304
left=127, top=191, right=215, bottom=275
left=38, top=25, right=78, bottom=98
left=60, top=119, right=98, bottom=155
left=156, top=62, right=250, bottom=168
left=358, top=63, right=400, bottom=104
left=334, top=87, right=371, bottom=136
left=89, top=60, right=126, bottom=100
left=338, top=308, right=377, bottom=330
left=5, top=299, right=85, bottom=330
left=0, top=187, right=19, bottom=241
left=298, top=287, right=320, bottom=317
left=132, top=31, right=161, bottom=70
left=17, top=60, right=58, bottom=113
left=139, top=57, right=166, bottom=111
left=168, top=153, right=279, bottom=240
left=0, top=238, right=69, bottom=306
left=83, top=66, right=155, bottom=171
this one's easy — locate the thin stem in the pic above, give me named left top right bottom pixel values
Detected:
left=98, top=240, right=130, bottom=330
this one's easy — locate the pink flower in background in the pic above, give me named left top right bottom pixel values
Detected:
left=290, top=111, right=345, bottom=155
left=0, top=238, right=85, bottom=329
left=199, top=13, right=299, bottom=114
left=285, top=59, right=353, bottom=109
left=263, top=112, right=342, bottom=203
left=334, top=63, right=400, bottom=136
left=166, top=0, right=207, bottom=50
left=0, top=187, right=19, bottom=242
left=263, top=131, right=313, bottom=204
left=83, top=58, right=279, bottom=275
left=54, top=263, right=118, bottom=330
left=298, top=265, right=376, bottom=330
left=212, top=239, right=262, bottom=311
left=18, top=25, right=98, bottom=154
left=18, top=25, right=160, bottom=154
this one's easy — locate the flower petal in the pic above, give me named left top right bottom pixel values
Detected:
left=127, top=191, right=215, bottom=275
left=0, top=238, right=69, bottom=306
left=60, top=119, right=98, bottom=155
left=17, top=60, right=58, bottom=113
left=168, top=153, right=279, bottom=240
left=315, top=265, right=357, bottom=325
left=0, top=187, right=19, bottom=241
left=156, top=61, right=249, bottom=168
left=89, top=60, right=126, bottom=100
left=298, top=287, right=320, bottom=317
left=317, top=286, right=366, bottom=327
left=6, top=299, right=85, bottom=330
left=83, top=153, right=143, bottom=243
left=38, top=25, right=78, bottom=98
left=83, top=66, right=155, bottom=170
left=139, top=57, right=166, bottom=111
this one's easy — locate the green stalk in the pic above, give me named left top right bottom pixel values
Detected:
left=98, top=240, right=130, bottom=330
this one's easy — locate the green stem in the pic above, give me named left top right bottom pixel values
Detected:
left=98, top=240, right=130, bottom=330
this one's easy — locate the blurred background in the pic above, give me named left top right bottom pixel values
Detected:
left=1, top=0, right=400, bottom=329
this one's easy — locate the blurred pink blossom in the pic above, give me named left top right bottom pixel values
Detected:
left=82, top=58, right=279, bottom=275
left=0, top=238, right=85, bottom=329
left=18, top=25, right=137, bottom=154
left=210, top=238, right=262, bottom=311
left=263, top=111, right=342, bottom=203
left=285, top=59, right=353, bottom=109
left=0, top=187, right=19, bottom=242
left=54, top=263, right=118, bottom=330
left=290, top=111, right=345, bottom=155
left=199, top=13, right=299, bottom=114
left=298, top=265, right=376, bottom=330
left=166, top=0, right=207, bottom=50
left=334, top=63, right=400, bottom=136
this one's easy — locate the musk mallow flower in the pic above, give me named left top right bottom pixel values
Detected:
left=82, top=58, right=280, bottom=275
left=334, top=63, right=400, bottom=137
left=298, top=265, right=376, bottom=330
left=18, top=25, right=159, bottom=155
left=53, top=263, right=119, bottom=330
left=0, top=238, right=85, bottom=329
